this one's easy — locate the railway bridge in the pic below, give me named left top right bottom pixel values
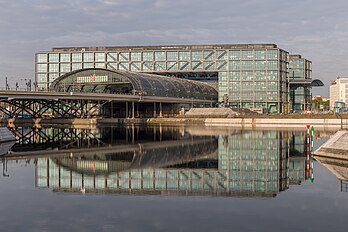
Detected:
left=0, top=68, right=217, bottom=119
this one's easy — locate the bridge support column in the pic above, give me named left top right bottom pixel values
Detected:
left=154, top=102, right=156, bottom=117
left=159, top=102, right=162, bottom=117
left=126, top=102, right=129, bottom=118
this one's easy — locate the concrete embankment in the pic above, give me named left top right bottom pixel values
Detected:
left=204, top=118, right=342, bottom=129
left=314, top=130, right=348, bottom=160
left=1, top=117, right=344, bottom=129
left=0, top=127, right=16, bottom=143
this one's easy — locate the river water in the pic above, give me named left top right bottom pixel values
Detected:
left=0, top=125, right=347, bottom=232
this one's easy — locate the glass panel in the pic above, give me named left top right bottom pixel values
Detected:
left=37, top=74, right=47, bottom=82
left=119, top=52, right=129, bottom=61
left=166, top=51, right=177, bottom=60
left=192, top=61, right=202, bottom=70
left=229, top=61, right=240, bottom=71
left=229, top=50, right=240, bottom=60
left=72, top=63, right=82, bottom=71
left=36, top=53, right=47, bottom=63
left=241, top=61, right=253, bottom=70
left=204, top=62, right=215, bottom=70
left=204, top=50, right=215, bottom=60
left=72, top=53, right=82, bottom=62
left=130, top=62, right=140, bottom=71
left=131, top=52, right=141, bottom=61
left=142, top=52, right=153, bottom=61
left=216, top=50, right=228, bottom=60
left=267, top=61, right=278, bottom=70
left=119, top=62, right=128, bottom=70
left=37, top=64, right=47, bottom=72
left=267, top=50, right=278, bottom=60
left=107, top=52, right=117, bottom=62
left=60, top=63, right=70, bottom=72
left=95, top=52, right=105, bottom=62
left=154, top=52, right=166, bottom=61
left=95, top=63, right=105, bottom=68
left=178, top=51, right=190, bottom=61
left=254, top=50, right=266, bottom=60
left=60, top=53, right=70, bottom=62
left=241, top=50, right=253, bottom=60
left=107, top=62, right=117, bottom=70
left=192, top=51, right=202, bottom=60
left=83, top=53, right=94, bottom=62
left=83, top=63, right=94, bottom=68
left=155, top=62, right=166, bottom=70
left=167, top=61, right=178, bottom=70
left=179, top=61, right=189, bottom=70
left=48, top=54, right=59, bottom=62
left=48, top=63, right=59, bottom=72
left=142, top=62, right=154, bottom=71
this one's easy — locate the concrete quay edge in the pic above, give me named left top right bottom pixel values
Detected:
left=314, top=130, right=348, bottom=161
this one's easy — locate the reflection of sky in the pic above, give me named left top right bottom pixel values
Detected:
left=0, top=161, right=348, bottom=232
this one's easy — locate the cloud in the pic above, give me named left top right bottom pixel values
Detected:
left=0, top=0, right=347, bottom=95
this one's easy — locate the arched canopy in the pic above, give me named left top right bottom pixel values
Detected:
left=311, top=79, right=324, bottom=87
left=51, top=68, right=217, bottom=101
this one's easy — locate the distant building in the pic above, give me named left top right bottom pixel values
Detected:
left=35, top=44, right=321, bottom=113
left=330, top=77, right=348, bottom=109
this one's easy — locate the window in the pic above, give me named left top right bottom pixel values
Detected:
left=142, top=52, right=153, bottom=61
left=166, top=52, right=177, bottom=61
left=131, top=52, right=141, bottom=61
left=178, top=51, right=190, bottom=60
left=229, top=50, right=240, bottom=60
left=83, top=53, right=94, bottom=62
left=48, top=54, right=59, bottom=62
left=154, top=52, right=166, bottom=61
left=48, top=63, right=59, bottom=72
left=36, top=53, right=47, bottom=63
left=72, top=63, right=82, bottom=71
left=95, top=53, right=105, bottom=62
left=60, top=53, right=70, bottom=62
left=37, top=64, right=47, bottom=72
left=72, top=53, right=82, bottom=62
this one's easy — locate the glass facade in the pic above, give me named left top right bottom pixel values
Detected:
left=289, top=55, right=312, bottom=111
left=35, top=44, right=312, bottom=113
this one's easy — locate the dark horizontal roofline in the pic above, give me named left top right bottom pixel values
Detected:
left=48, top=43, right=279, bottom=52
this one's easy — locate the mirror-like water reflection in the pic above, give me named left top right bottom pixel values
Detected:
left=2, top=126, right=334, bottom=197
left=1, top=125, right=347, bottom=232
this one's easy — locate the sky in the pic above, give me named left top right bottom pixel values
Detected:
left=0, top=0, right=347, bottom=96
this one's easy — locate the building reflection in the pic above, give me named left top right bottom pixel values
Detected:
left=32, top=128, right=310, bottom=197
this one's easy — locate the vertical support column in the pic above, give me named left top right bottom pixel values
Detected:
left=159, top=102, right=163, bottom=117
left=154, top=102, right=156, bottom=117
left=126, top=102, right=128, bottom=118
left=111, top=101, right=113, bottom=118
left=132, top=101, right=135, bottom=119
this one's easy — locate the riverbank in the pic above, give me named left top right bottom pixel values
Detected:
left=314, top=130, right=348, bottom=161
left=1, top=116, right=347, bottom=129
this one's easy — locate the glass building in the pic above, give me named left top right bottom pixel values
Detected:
left=289, top=55, right=313, bottom=111
left=35, top=44, right=315, bottom=113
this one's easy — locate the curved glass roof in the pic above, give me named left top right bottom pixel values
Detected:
left=51, top=68, right=217, bottom=101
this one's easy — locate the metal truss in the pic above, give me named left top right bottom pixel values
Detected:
left=0, top=99, right=107, bottom=118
